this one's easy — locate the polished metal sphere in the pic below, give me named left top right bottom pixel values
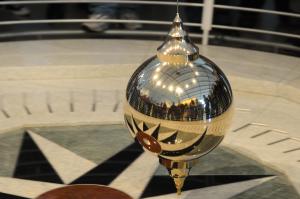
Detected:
left=124, top=14, right=233, bottom=163
left=124, top=53, right=233, bottom=160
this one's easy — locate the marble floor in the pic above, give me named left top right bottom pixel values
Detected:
left=0, top=125, right=299, bottom=199
left=0, top=39, right=299, bottom=198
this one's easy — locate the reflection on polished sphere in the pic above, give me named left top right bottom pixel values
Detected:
left=124, top=13, right=233, bottom=194
left=124, top=54, right=233, bottom=161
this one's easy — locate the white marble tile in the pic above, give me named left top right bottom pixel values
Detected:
left=229, top=110, right=255, bottom=131
left=278, top=84, right=300, bottom=104
left=0, top=111, right=8, bottom=120
left=24, top=91, right=49, bottom=115
left=225, top=123, right=270, bottom=143
left=71, top=90, right=94, bottom=113
left=96, top=90, right=119, bottom=105
left=110, top=152, right=159, bottom=199
left=47, top=91, right=70, bottom=114
left=28, top=130, right=97, bottom=184
left=233, top=91, right=275, bottom=113
left=230, top=76, right=279, bottom=97
left=0, top=93, right=28, bottom=118
left=254, top=98, right=300, bottom=139
left=0, top=177, right=63, bottom=198
left=200, top=45, right=299, bottom=72
left=268, top=139, right=300, bottom=152
left=0, top=39, right=157, bottom=67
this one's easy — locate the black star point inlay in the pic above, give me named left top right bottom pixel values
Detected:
left=0, top=192, right=28, bottom=199
left=13, top=131, right=63, bottom=184
left=141, top=175, right=274, bottom=198
left=71, top=142, right=144, bottom=185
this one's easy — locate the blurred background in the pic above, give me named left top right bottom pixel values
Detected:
left=0, top=0, right=299, bottom=57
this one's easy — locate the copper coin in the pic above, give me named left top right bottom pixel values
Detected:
left=36, top=185, right=132, bottom=199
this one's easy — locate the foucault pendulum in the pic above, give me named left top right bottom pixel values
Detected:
left=124, top=0, right=234, bottom=195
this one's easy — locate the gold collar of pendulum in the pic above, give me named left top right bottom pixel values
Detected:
left=159, top=158, right=198, bottom=195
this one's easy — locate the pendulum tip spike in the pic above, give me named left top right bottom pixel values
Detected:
left=176, top=188, right=182, bottom=195
left=173, top=175, right=185, bottom=196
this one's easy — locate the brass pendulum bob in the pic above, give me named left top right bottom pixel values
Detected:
left=123, top=0, right=234, bottom=195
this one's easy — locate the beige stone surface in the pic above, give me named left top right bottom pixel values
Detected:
left=0, top=39, right=299, bottom=192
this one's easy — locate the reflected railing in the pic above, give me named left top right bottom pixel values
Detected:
left=0, top=0, right=299, bottom=53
